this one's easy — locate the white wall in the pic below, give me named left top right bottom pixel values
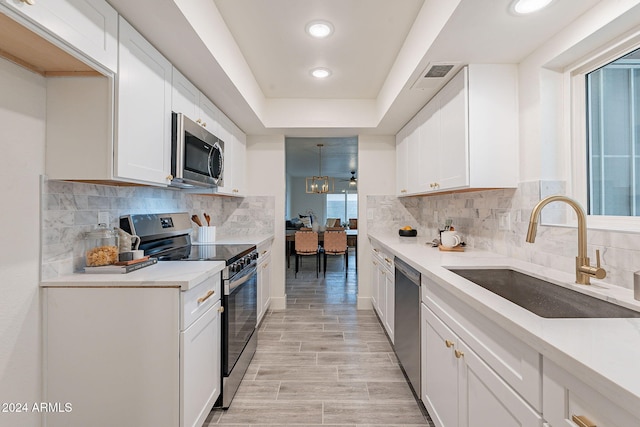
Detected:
left=0, top=58, right=45, bottom=427
left=288, top=177, right=326, bottom=224
left=518, top=1, right=640, bottom=182
left=357, top=135, right=396, bottom=309
left=246, top=134, right=287, bottom=309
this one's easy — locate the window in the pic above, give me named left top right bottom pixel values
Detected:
left=326, top=193, right=357, bottom=225
left=586, top=47, right=640, bottom=216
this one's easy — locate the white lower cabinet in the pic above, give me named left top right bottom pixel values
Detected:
left=422, top=304, right=543, bottom=427
left=421, top=274, right=542, bottom=427
left=43, top=274, right=221, bottom=427
left=543, top=358, right=639, bottom=427
left=370, top=247, right=394, bottom=343
left=181, top=300, right=221, bottom=427
left=257, top=241, right=272, bottom=325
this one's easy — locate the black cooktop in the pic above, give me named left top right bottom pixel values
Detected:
left=155, top=243, right=255, bottom=264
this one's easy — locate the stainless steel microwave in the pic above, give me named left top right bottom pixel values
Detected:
left=170, top=112, right=224, bottom=188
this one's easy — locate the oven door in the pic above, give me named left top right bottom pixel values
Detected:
left=222, top=264, right=257, bottom=376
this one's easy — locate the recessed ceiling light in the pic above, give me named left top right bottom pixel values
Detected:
left=511, top=0, right=553, bottom=14
left=311, top=68, right=331, bottom=79
left=306, top=20, right=333, bottom=38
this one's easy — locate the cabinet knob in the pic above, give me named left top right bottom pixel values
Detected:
left=445, top=339, right=454, bottom=348
left=196, top=118, right=202, bottom=124
left=454, top=349, right=464, bottom=359
left=218, top=306, right=225, bottom=313
left=234, top=189, right=239, bottom=193
left=166, top=174, right=174, bottom=181
left=21, top=0, right=35, bottom=5
left=202, top=122, right=207, bottom=127
left=571, top=415, right=596, bottom=427
left=401, top=189, right=407, bottom=193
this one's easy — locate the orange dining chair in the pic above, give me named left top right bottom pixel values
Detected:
left=323, top=229, right=348, bottom=277
left=294, top=230, right=320, bottom=278
left=348, top=218, right=358, bottom=230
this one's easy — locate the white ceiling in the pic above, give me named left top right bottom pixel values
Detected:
left=213, top=0, right=424, bottom=99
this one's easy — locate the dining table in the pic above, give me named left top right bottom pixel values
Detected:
left=286, top=229, right=358, bottom=269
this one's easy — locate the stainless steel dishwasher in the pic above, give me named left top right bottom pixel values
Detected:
left=394, top=257, right=421, bottom=397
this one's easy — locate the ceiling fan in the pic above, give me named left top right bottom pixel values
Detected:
left=337, top=170, right=358, bottom=187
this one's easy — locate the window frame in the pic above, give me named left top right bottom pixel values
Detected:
left=568, top=32, right=640, bottom=232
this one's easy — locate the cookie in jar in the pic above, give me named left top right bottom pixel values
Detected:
left=84, top=225, right=119, bottom=267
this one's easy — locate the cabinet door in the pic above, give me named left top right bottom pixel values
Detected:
left=2, top=0, right=118, bottom=72
left=216, top=114, right=245, bottom=196
left=198, top=94, right=220, bottom=135
left=370, top=255, right=379, bottom=309
left=116, top=16, right=173, bottom=185
left=458, top=339, right=542, bottom=427
left=437, top=68, right=469, bottom=190
left=181, top=300, right=221, bottom=427
left=262, top=252, right=272, bottom=316
left=417, top=99, right=440, bottom=193
left=543, top=358, right=639, bottom=427
left=396, top=130, right=409, bottom=196
left=384, top=268, right=394, bottom=343
left=172, top=67, right=199, bottom=120
left=377, top=263, right=387, bottom=324
left=423, top=304, right=459, bottom=427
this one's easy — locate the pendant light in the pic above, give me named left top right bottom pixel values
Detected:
left=306, top=144, right=334, bottom=194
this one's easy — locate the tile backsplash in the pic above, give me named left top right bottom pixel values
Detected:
left=367, top=181, right=640, bottom=290
left=41, top=179, right=274, bottom=279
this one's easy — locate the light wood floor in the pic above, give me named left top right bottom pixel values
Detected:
left=206, top=250, right=434, bottom=426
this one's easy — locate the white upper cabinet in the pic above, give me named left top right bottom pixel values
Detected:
left=172, top=67, right=245, bottom=197
left=171, top=67, right=220, bottom=136
left=1, top=0, right=118, bottom=72
left=115, top=16, right=173, bottom=185
left=216, top=113, right=246, bottom=197
left=396, top=65, right=518, bottom=196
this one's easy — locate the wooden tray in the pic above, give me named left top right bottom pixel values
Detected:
left=438, top=245, right=464, bottom=252
left=115, top=255, right=150, bottom=266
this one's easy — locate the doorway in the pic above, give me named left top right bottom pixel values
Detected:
left=284, top=137, right=358, bottom=291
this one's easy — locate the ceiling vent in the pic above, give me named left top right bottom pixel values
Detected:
left=412, top=62, right=461, bottom=90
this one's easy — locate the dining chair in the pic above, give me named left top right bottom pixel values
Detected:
left=348, top=218, right=358, bottom=230
left=322, top=229, right=348, bottom=277
left=294, top=230, right=320, bottom=278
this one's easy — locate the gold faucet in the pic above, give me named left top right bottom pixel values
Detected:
left=526, top=195, right=606, bottom=285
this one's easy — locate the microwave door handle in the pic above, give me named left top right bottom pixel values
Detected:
left=207, top=145, right=214, bottom=178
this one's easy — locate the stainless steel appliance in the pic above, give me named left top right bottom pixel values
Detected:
left=171, top=112, right=224, bottom=189
left=394, top=257, right=421, bottom=397
left=119, top=212, right=257, bottom=409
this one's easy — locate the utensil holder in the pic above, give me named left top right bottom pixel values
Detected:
left=198, top=226, right=216, bottom=243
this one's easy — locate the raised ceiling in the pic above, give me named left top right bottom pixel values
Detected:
left=107, top=0, right=603, bottom=136
left=214, top=0, right=424, bottom=100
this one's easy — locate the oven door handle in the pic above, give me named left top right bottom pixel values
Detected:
left=226, top=265, right=257, bottom=295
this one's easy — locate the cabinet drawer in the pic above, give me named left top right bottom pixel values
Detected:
left=423, top=276, right=541, bottom=411
left=181, top=274, right=221, bottom=330
left=543, top=358, right=639, bottom=427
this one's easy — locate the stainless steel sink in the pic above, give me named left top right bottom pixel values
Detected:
left=447, top=268, right=640, bottom=318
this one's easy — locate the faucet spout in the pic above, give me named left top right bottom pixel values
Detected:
left=526, top=195, right=605, bottom=285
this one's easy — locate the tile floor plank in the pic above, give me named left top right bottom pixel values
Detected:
left=206, top=249, right=433, bottom=426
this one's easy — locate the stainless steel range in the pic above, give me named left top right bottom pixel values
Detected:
left=119, top=212, right=258, bottom=409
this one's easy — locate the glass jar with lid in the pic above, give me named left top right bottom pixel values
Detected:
left=84, top=225, right=119, bottom=267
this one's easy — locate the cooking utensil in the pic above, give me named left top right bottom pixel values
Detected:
left=191, top=215, right=203, bottom=227
left=204, top=213, right=211, bottom=226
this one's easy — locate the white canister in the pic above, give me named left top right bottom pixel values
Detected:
left=198, top=226, right=216, bottom=243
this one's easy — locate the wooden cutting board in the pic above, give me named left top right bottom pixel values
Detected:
left=115, top=255, right=150, bottom=266
left=438, top=245, right=464, bottom=252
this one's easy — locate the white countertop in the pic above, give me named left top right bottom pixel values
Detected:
left=369, top=231, right=640, bottom=416
left=40, top=260, right=225, bottom=291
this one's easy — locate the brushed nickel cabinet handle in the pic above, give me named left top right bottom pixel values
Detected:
left=571, top=415, right=596, bottom=427
left=197, top=290, right=215, bottom=303
left=445, top=339, right=454, bottom=348
left=454, top=349, right=464, bottom=359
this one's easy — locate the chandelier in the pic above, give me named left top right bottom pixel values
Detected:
left=306, top=143, right=334, bottom=194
